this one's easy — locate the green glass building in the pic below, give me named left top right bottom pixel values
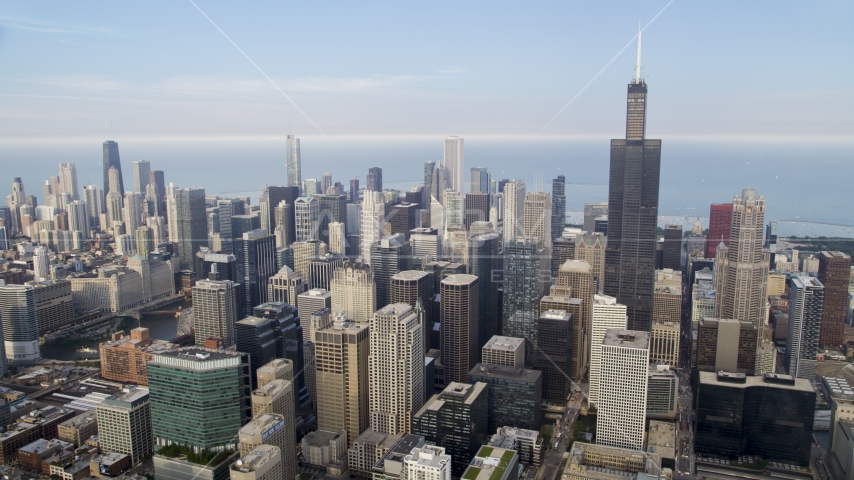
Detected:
left=148, top=348, right=252, bottom=453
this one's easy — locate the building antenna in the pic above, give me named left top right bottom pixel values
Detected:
left=635, top=20, right=642, bottom=83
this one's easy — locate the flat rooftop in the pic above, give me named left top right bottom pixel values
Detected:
left=699, top=371, right=814, bottom=392
left=391, top=270, right=429, bottom=281
left=483, top=336, right=524, bottom=352
left=236, top=316, right=269, bottom=327
left=646, top=421, right=676, bottom=460
left=232, top=444, right=279, bottom=472
left=407, top=446, right=449, bottom=469
left=540, top=310, right=572, bottom=321
left=102, top=387, right=149, bottom=409
left=463, top=446, right=517, bottom=480
left=602, top=329, right=650, bottom=349
left=470, top=363, right=541, bottom=383
left=239, top=414, right=286, bottom=437
left=303, top=429, right=343, bottom=446
left=253, top=379, right=290, bottom=397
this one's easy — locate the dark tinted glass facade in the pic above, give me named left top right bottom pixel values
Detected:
left=412, top=383, right=489, bottom=477
left=696, top=374, right=815, bottom=465
left=551, top=175, right=565, bottom=240
left=468, top=363, right=541, bottom=432
left=604, top=80, right=661, bottom=332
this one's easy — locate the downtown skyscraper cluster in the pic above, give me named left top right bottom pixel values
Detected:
left=0, top=31, right=834, bottom=480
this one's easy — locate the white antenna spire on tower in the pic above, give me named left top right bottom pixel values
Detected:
left=635, top=20, right=642, bottom=83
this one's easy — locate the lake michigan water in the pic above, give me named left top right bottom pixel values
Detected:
left=2, top=135, right=852, bottom=238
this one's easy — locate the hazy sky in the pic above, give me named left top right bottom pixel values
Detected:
left=1, top=1, right=851, bottom=140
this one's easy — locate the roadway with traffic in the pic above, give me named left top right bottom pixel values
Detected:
left=536, top=391, right=584, bottom=480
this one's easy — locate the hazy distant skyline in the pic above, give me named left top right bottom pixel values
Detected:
left=1, top=1, right=851, bottom=140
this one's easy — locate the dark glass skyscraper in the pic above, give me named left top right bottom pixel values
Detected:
left=102, top=140, right=125, bottom=197
left=367, top=167, right=383, bottom=192
left=238, top=229, right=278, bottom=316
left=603, top=51, right=661, bottom=332
left=551, top=174, right=565, bottom=240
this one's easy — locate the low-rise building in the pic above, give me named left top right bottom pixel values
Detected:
left=561, top=442, right=661, bottom=480
left=50, top=457, right=93, bottom=480
left=302, top=430, right=348, bottom=475
left=402, top=446, right=451, bottom=480
left=89, top=452, right=131, bottom=477
left=646, top=421, right=676, bottom=470
left=370, top=434, right=425, bottom=480
left=57, top=411, right=99, bottom=447
left=488, top=427, right=543, bottom=467
left=153, top=449, right=240, bottom=480
left=348, top=429, right=400, bottom=479
left=461, top=445, right=519, bottom=480
left=17, top=406, right=76, bottom=440
left=16, top=438, right=73, bottom=473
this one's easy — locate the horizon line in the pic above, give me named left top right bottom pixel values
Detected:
left=1, top=133, right=853, bottom=144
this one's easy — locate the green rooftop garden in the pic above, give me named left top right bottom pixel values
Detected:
left=478, top=446, right=494, bottom=457
left=463, top=467, right=481, bottom=480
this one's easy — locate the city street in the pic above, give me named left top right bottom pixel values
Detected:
left=674, top=368, right=695, bottom=479
left=536, top=392, right=584, bottom=480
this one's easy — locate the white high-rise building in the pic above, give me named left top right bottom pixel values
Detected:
left=106, top=192, right=124, bottom=232
left=83, top=185, right=101, bottom=229
left=443, top=190, right=463, bottom=228
left=597, top=329, right=649, bottom=450
left=33, top=245, right=50, bottom=280
left=410, top=228, right=442, bottom=263
left=443, top=136, right=464, bottom=193
left=123, top=192, right=143, bottom=247
left=146, top=216, right=165, bottom=245
left=192, top=280, right=240, bottom=347
left=360, top=191, right=384, bottom=265
left=368, top=303, right=424, bottom=435
left=403, top=446, right=451, bottom=480
left=287, top=135, right=301, bottom=188
left=58, top=162, right=79, bottom=201
left=429, top=196, right=445, bottom=234
left=67, top=200, right=90, bottom=239
left=331, top=262, right=376, bottom=323
left=132, top=160, right=151, bottom=194
left=588, top=294, right=628, bottom=406
left=503, top=180, right=526, bottom=243
left=328, top=222, right=346, bottom=255
left=786, top=275, right=824, bottom=379
left=294, top=196, right=319, bottom=242
left=523, top=191, right=552, bottom=251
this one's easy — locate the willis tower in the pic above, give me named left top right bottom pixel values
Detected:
left=603, top=28, right=660, bottom=332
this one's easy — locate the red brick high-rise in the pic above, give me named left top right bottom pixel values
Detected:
left=817, top=251, right=851, bottom=347
left=706, top=203, right=733, bottom=259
